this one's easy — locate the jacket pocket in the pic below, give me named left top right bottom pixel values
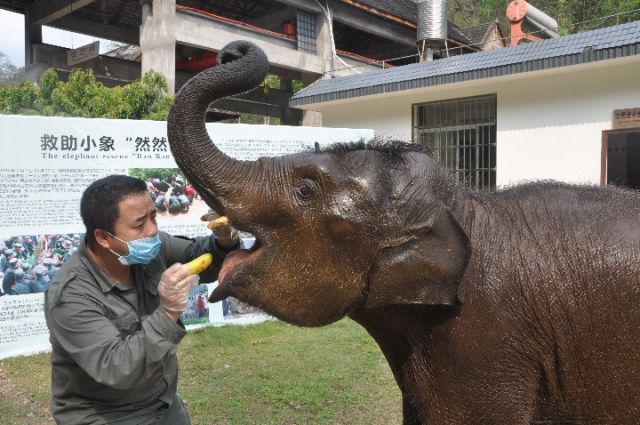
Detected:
left=112, top=310, right=141, bottom=338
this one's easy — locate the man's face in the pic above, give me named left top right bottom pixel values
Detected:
left=107, top=192, right=158, bottom=256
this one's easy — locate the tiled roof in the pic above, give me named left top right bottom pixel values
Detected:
left=448, top=21, right=474, bottom=47
left=462, top=21, right=500, bottom=47
left=291, top=20, right=640, bottom=107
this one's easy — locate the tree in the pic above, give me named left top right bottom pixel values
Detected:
left=1, top=66, right=284, bottom=123
left=0, top=67, right=173, bottom=120
left=447, top=0, right=640, bottom=34
left=129, top=168, right=182, bottom=182
left=0, top=52, right=25, bottom=87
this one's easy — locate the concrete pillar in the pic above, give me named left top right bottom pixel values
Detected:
left=24, top=10, right=43, bottom=82
left=293, top=12, right=333, bottom=126
left=140, top=0, right=176, bottom=93
left=301, top=110, right=322, bottom=126
left=300, top=72, right=322, bottom=127
left=315, top=11, right=335, bottom=78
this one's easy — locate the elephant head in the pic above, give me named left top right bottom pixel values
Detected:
left=168, top=41, right=470, bottom=327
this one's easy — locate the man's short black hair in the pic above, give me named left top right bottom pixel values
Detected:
left=80, top=175, right=148, bottom=248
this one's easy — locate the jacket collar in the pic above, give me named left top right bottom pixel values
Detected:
left=77, top=244, right=131, bottom=294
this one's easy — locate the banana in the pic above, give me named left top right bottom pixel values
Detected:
left=184, top=253, right=213, bottom=275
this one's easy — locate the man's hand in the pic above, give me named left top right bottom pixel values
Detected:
left=158, top=263, right=198, bottom=321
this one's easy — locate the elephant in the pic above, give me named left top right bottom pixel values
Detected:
left=167, top=41, right=640, bottom=424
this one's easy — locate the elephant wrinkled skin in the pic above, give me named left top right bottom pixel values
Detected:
left=167, top=40, right=640, bottom=424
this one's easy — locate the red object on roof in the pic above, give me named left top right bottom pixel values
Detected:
left=282, top=22, right=296, bottom=37
left=507, top=0, right=542, bottom=46
left=176, top=51, right=218, bottom=73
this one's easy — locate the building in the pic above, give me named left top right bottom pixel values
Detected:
left=1, top=0, right=504, bottom=125
left=290, top=20, right=640, bottom=190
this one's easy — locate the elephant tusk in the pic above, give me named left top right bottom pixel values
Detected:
left=207, top=216, right=230, bottom=231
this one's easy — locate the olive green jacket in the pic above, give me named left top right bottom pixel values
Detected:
left=44, top=231, right=231, bottom=425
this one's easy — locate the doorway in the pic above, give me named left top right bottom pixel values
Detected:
left=603, top=129, right=640, bottom=189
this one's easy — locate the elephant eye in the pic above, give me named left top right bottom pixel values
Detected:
left=295, top=180, right=315, bottom=201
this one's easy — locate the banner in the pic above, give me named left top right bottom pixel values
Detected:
left=0, top=115, right=374, bottom=359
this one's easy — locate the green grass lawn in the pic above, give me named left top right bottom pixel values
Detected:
left=0, top=318, right=402, bottom=425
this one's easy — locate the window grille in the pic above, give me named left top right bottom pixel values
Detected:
left=413, top=95, right=497, bottom=190
left=297, top=11, right=317, bottom=54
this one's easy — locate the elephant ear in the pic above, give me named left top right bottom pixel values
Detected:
left=364, top=205, right=470, bottom=309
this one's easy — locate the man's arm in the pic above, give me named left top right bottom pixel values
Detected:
left=159, top=229, right=239, bottom=283
left=48, top=283, right=185, bottom=389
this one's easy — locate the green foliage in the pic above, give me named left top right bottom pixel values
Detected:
left=129, top=167, right=181, bottom=182
left=264, top=73, right=280, bottom=90
left=49, top=68, right=108, bottom=117
left=117, top=71, right=170, bottom=119
left=0, top=67, right=172, bottom=120
left=292, top=79, right=305, bottom=94
left=0, top=67, right=300, bottom=123
left=0, top=81, right=38, bottom=113
left=447, top=0, right=640, bottom=35
left=38, top=69, right=59, bottom=102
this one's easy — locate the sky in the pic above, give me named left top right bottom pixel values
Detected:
left=0, top=9, right=114, bottom=67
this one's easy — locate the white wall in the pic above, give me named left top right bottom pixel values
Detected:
left=315, top=57, right=640, bottom=187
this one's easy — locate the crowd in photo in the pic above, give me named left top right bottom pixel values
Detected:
left=1, top=234, right=82, bottom=296
left=147, top=172, right=198, bottom=215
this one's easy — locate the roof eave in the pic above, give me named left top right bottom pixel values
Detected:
left=290, top=43, right=640, bottom=108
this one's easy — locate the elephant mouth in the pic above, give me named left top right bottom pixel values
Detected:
left=218, top=244, right=254, bottom=284
left=209, top=233, right=263, bottom=302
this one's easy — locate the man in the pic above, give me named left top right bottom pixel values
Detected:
left=2, top=257, right=19, bottom=294
left=1, top=248, right=14, bottom=272
left=20, top=261, right=32, bottom=275
left=61, top=239, right=75, bottom=262
left=13, top=242, right=28, bottom=260
left=42, top=258, right=57, bottom=282
left=45, top=175, right=238, bottom=424
left=10, top=269, right=31, bottom=295
left=29, top=266, right=49, bottom=293
left=19, top=263, right=34, bottom=289
left=196, top=294, right=206, bottom=318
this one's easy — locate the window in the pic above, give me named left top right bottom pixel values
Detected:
left=413, top=95, right=497, bottom=190
left=297, top=11, right=317, bottom=54
left=605, top=130, right=640, bottom=189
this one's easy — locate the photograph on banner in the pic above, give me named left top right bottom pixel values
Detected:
left=1, top=233, right=81, bottom=296
left=217, top=237, right=265, bottom=322
left=182, top=283, right=267, bottom=327
left=0, top=115, right=372, bottom=357
left=181, top=284, right=210, bottom=326
left=129, top=168, right=210, bottom=221
left=223, top=296, right=264, bottom=319
left=129, top=169, right=266, bottom=324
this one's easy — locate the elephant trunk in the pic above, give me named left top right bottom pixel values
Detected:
left=167, top=41, right=270, bottom=214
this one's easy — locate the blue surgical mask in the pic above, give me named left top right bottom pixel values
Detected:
left=107, top=233, right=161, bottom=265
